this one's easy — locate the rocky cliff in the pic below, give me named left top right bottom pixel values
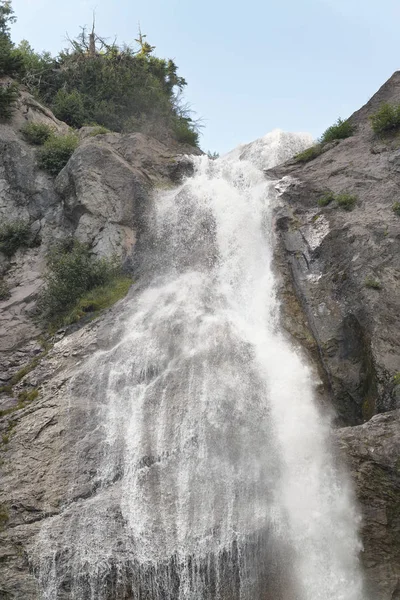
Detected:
left=0, top=76, right=399, bottom=599
left=268, top=72, right=400, bottom=599
left=0, top=83, right=199, bottom=402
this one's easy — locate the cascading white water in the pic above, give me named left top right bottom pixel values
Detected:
left=36, top=130, right=364, bottom=600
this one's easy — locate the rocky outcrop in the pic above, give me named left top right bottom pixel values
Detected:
left=270, top=72, right=400, bottom=599
left=54, top=132, right=199, bottom=258
left=0, top=84, right=200, bottom=397
left=0, top=313, right=112, bottom=598
left=337, top=411, right=400, bottom=600
left=269, top=72, right=400, bottom=426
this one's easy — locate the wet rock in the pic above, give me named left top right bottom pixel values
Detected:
left=336, top=410, right=400, bottom=600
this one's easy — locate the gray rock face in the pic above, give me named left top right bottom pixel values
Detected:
left=269, top=72, right=400, bottom=426
left=55, top=132, right=197, bottom=258
left=0, top=319, right=105, bottom=599
left=337, top=411, right=400, bottom=600
left=268, top=72, right=400, bottom=600
left=0, top=84, right=200, bottom=390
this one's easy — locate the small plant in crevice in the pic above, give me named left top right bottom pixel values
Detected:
left=1, top=421, right=17, bottom=446
left=364, top=276, right=382, bottom=290
left=317, top=191, right=357, bottom=211
left=21, top=121, right=53, bottom=145
left=394, top=372, right=400, bottom=386
left=37, top=133, right=78, bottom=175
left=317, top=192, right=335, bottom=207
left=0, top=220, right=32, bottom=257
left=320, top=118, right=355, bottom=144
left=392, top=201, right=400, bottom=216
left=335, top=193, right=357, bottom=211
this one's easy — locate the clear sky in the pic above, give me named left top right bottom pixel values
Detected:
left=10, top=0, right=400, bottom=153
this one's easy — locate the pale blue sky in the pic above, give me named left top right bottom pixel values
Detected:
left=10, top=0, right=400, bottom=153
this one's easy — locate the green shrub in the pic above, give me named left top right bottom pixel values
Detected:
left=295, top=118, right=354, bottom=164
left=392, top=201, right=400, bottom=216
left=21, top=121, right=53, bottom=145
left=336, top=193, right=357, bottom=211
left=0, top=220, right=31, bottom=257
left=0, top=82, right=19, bottom=120
left=317, top=192, right=335, bottom=207
left=317, top=191, right=357, bottom=211
left=364, top=276, right=382, bottom=290
left=51, top=88, right=85, bottom=128
left=37, top=133, right=78, bottom=175
left=320, top=118, right=355, bottom=143
left=6, top=2, right=201, bottom=147
left=38, top=239, right=131, bottom=326
left=370, top=103, right=400, bottom=135
left=394, top=372, right=400, bottom=385
left=295, top=144, right=323, bottom=163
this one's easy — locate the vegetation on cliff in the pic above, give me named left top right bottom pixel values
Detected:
left=370, top=102, right=400, bottom=135
left=295, top=117, right=355, bottom=163
left=38, top=239, right=132, bottom=328
left=37, top=133, right=79, bottom=174
left=317, top=191, right=357, bottom=211
left=21, top=122, right=53, bottom=145
left=320, top=118, right=355, bottom=143
left=0, top=220, right=36, bottom=257
left=1, top=1, right=200, bottom=145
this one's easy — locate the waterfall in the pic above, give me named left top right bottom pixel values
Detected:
left=35, top=130, right=364, bottom=600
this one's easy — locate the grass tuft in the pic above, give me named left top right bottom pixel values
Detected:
left=335, top=193, right=357, bottom=211
left=392, top=201, right=400, bottom=216
left=317, top=191, right=357, bottom=211
left=295, top=144, right=323, bottom=163
left=364, top=276, right=382, bottom=290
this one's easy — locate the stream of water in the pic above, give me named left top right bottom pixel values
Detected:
left=36, top=130, right=364, bottom=600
